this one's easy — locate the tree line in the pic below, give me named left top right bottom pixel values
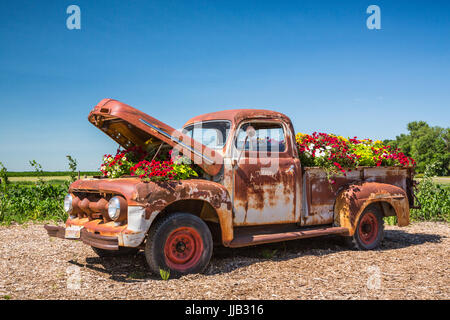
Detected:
left=384, top=121, right=450, bottom=176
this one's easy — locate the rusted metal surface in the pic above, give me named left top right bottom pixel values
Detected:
left=44, top=224, right=119, bottom=250
left=80, top=229, right=119, bottom=250
left=229, top=224, right=348, bottom=248
left=334, top=182, right=410, bottom=236
left=184, top=109, right=295, bottom=133
left=45, top=100, right=413, bottom=252
left=218, top=115, right=301, bottom=227
left=66, top=178, right=234, bottom=246
left=88, top=99, right=223, bottom=176
left=303, top=167, right=412, bottom=228
left=231, top=156, right=299, bottom=226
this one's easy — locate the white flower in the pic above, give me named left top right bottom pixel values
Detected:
left=316, top=148, right=326, bottom=157
left=107, top=172, right=111, bottom=176
left=122, top=156, right=127, bottom=161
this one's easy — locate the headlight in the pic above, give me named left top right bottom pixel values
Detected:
left=108, top=197, right=121, bottom=220
left=64, top=194, right=73, bottom=213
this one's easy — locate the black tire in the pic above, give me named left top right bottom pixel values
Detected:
left=92, top=246, right=139, bottom=257
left=344, top=206, right=384, bottom=250
left=145, top=212, right=213, bottom=278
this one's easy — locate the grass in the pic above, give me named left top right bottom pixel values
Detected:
left=9, top=180, right=69, bottom=186
left=415, top=176, right=450, bottom=185
left=9, top=176, right=72, bottom=182
left=261, top=249, right=278, bottom=259
left=6, top=175, right=98, bottom=187
left=431, top=177, right=450, bottom=185
left=6, top=171, right=101, bottom=177
left=8, top=176, right=97, bottom=186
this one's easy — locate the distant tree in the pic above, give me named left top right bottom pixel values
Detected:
left=384, top=121, right=450, bottom=176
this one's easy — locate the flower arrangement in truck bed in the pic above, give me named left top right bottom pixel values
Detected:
left=295, top=132, right=415, bottom=182
left=100, top=146, right=199, bottom=181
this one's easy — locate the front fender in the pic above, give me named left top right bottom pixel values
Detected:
left=139, top=179, right=234, bottom=244
left=334, top=182, right=410, bottom=236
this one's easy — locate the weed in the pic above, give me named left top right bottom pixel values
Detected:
left=159, top=269, right=170, bottom=280
left=261, top=249, right=278, bottom=259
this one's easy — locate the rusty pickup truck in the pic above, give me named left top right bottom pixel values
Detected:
left=45, top=99, right=415, bottom=276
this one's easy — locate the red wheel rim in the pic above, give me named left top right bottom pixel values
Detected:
left=164, top=227, right=204, bottom=272
left=358, top=212, right=379, bottom=245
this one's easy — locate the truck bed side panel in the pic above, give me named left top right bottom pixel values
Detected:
left=302, top=167, right=412, bottom=226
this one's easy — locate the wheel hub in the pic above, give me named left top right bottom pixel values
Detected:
left=164, top=227, right=204, bottom=271
left=358, top=212, right=379, bottom=245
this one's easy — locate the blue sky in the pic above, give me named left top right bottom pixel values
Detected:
left=0, top=0, right=449, bottom=171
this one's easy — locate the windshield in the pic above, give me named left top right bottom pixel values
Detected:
left=182, top=121, right=231, bottom=149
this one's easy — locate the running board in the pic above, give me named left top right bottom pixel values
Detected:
left=228, top=224, right=349, bottom=248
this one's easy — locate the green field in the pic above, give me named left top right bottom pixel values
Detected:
left=415, top=176, right=450, bottom=185
left=431, top=177, right=450, bottom=185
left=7, top=171, right=100, bottom=177
left=5, top=172, right=101, bottom=186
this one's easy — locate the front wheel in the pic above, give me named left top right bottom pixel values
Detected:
left=144, top=212, right=213, bottom=278
left=345, top=206, right=384, bottom=250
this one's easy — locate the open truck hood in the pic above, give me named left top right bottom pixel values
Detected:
left=88, top=99, right=223, bottom=176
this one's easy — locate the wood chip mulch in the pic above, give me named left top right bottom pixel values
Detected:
left=0, top=221, right=448, bottom=300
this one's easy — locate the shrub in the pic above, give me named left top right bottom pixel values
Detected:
left=0, top=183, right=67, bottom=224
left=0, top=161, right=68, bottom=224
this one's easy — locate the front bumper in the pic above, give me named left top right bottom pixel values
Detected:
left=45, top=206, right=151, bottom=250
left=44, top=224, right=119, bottom=250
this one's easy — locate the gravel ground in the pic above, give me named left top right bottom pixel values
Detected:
left=0, top=221, right=448, bottom=300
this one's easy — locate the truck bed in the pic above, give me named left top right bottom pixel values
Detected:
left=301, top=166, right=414, bottom=226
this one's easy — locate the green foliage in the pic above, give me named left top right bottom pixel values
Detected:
left=172, top=156, right=199, bottom=180
left=0, top=184, right=67, bottom=224
left=0, top=162, right=9, bottom=192
left=29, top=160, right=44, bottom=184
left=261, top=249, right=278, bottom=259
left=411, top=162, right=450, bottom=222
left=159, top=269, right=170, bottom=281
left=384, top=216, right=397, bottom=226
left=0, top=161, right=68, bottom=225
left=385, top=121, right=449, bottom=175
left=66, top=155, right=78, bottom=182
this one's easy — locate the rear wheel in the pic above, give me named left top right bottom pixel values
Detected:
left=144, top=212, right=213, bottom=278
left=91, top=246, right=139, bottom=257
left=345, top=206, right=384, bottom=250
